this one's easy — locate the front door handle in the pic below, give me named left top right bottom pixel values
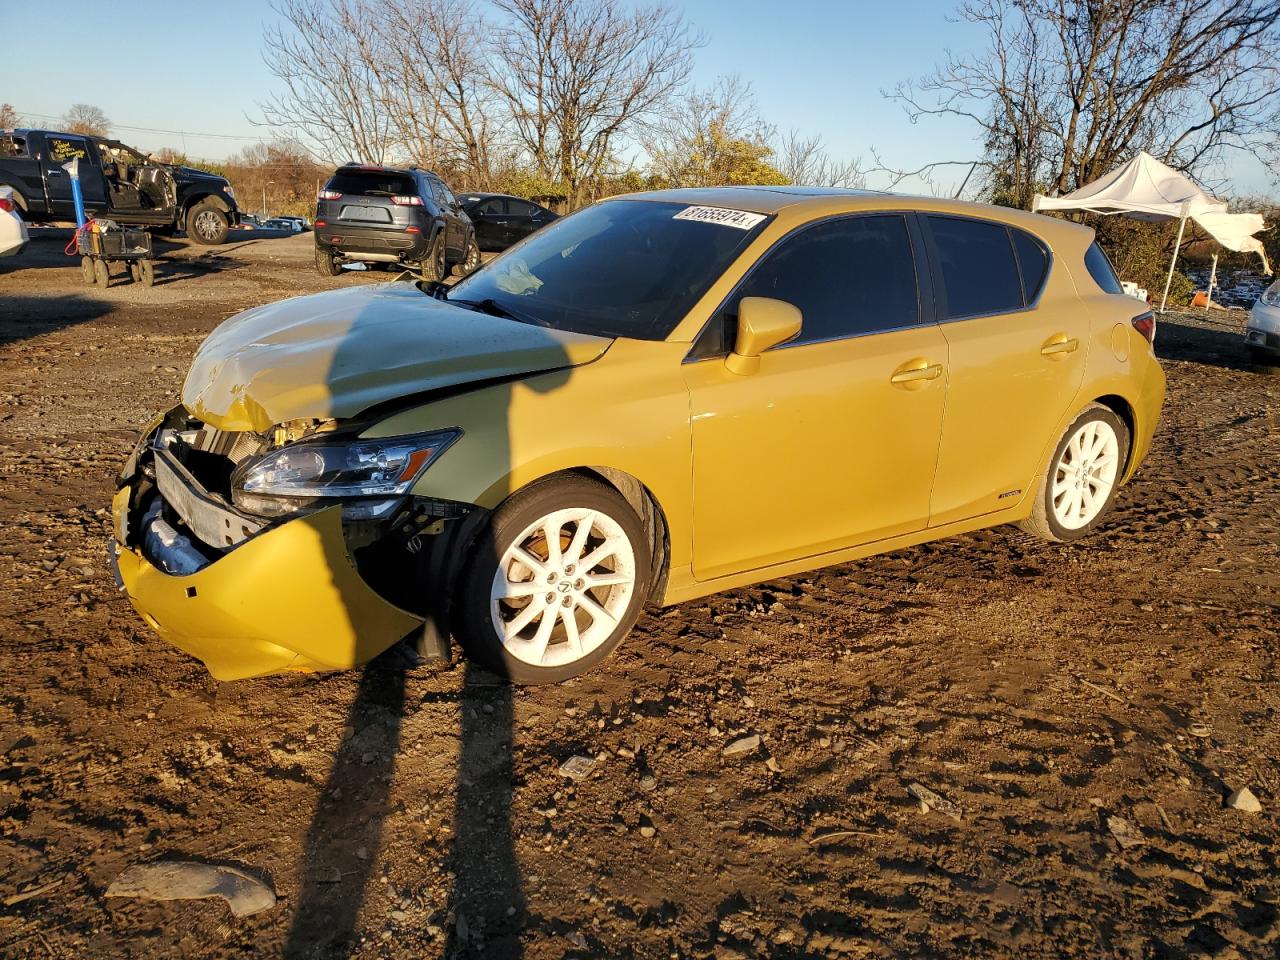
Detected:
left=1040, top=334, right=1079, bottom=357
left=890, top=359, right=944, bottom=386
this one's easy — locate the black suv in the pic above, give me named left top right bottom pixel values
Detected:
left=314, top=165, right=479, bottom=280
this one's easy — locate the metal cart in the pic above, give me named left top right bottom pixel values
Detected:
left=77, top=221, right=158, bottom=287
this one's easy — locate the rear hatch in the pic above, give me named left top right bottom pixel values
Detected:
left=319, top=168, right=420, bottom=230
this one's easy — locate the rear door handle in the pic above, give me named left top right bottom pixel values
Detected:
left=890, top=360, right=944, bottom=386
left=1040, top=335, right=1079, bottom=357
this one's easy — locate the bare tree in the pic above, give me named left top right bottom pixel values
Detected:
left=0, top=104, right=19, bottom=129
left=889, top=0, right=1280, bottom=208
left=775, top=130, right=868, bottom=189
left=373, top=0, right=499, bottom=188
left=62, top=104, right=110, bottom=137
left=259, top=0, right=396, bottom=164
left=648, top=76, right=788, bottom=187
left=491, top=0, right=702, bottom=204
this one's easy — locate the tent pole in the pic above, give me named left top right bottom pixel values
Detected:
left=1160, top=214, right=1188, bottom=313
left=1205, top=253, right=1218, bottom=313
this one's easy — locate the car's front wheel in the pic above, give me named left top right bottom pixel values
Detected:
left=185, top=201, right=229, bottom=245
left=455, top=476, right=651, bottom=683
left=455, top=234, right=481, bottom=277
left=1020, top=403, right=1129, bottom=543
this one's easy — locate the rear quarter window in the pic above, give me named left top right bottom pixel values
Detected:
left=1012, top=229, right=1051, bottom=302
left=1084, top=242, right=1124, bottom=294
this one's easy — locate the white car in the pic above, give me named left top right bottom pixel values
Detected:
left=0, top=186, right=29, bottom=258
left=1247, top=279, right=1280, bottom=367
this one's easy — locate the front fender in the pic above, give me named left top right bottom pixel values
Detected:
left=363, top=338, right=695, bottom=570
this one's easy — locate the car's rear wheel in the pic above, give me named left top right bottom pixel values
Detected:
left=455, top=476, right=651, bottom=684
left=419, top=232, right=447, bottom=282
left=314, top=245, right=342, bottom=277
left=1020, top=403, right=1129, bottom=543
left=186, top=201, right=229, bottom=245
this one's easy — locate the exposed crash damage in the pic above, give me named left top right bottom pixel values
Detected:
left=112, top=406, right=484, bottom=680
left=110, top=281, right=614, bottom=680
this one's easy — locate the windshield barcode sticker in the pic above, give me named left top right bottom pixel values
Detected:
left=673, top=205, right=767, bottom=230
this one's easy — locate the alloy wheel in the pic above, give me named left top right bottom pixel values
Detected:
left=1051, top=419, right=1120, bottom=530
left=490, top=507, right=637, bottom=668
left=194, top=210, right=222, bottom=241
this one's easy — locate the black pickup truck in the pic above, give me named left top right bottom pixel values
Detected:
left=0, top=129, right=239, bottom=244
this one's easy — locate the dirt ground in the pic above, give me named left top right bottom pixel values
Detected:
left=1, top=228, right=1277, bottom=960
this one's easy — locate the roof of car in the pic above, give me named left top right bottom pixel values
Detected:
left=613, top=185, right=1090, bottom=237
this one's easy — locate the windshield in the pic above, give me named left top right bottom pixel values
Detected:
left=449, top=199, right=770, bottom=340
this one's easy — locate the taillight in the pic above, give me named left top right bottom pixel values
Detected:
left=405, top=226, right=421, bottom=233
left=390, top=195, right=423, bottom=206
left=1131, top=311, right=1156, bottom=344
left=314, top=219, right=326, bottom=228
left=317, top=189, right=342, bottom=200
left=0, top=196, right=12, bottom=213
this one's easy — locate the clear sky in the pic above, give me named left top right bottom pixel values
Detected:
left=1, top=0, right=1273, bottom=198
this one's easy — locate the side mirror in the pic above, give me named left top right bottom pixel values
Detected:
left=724, top=297, right=802, bottom=376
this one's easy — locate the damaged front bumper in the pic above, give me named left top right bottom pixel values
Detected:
left=111, top=411, right=470, bottom=681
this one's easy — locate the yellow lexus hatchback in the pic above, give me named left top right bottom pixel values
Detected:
left=110, top=187, right=1165, bottom=684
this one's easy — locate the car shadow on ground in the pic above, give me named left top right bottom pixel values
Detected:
left=0, top=295, right=117, bottom=346
left=1155, top=315, right=1254, bottom=371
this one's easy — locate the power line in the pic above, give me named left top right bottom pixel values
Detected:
left=14, top=109, right=277, bottom=143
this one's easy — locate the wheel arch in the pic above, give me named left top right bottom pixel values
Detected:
left=1091, top=393, right=1138, bottom=481
left=181, top=191, right=232, bottom=218
left=490, top=465, right=672, bottom=606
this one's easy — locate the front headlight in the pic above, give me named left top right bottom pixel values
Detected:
left=1262, top=280, right=1280, bottom=306
left=231, top=429, right=460, bottom=515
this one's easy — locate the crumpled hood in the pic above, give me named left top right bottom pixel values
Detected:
left=182, top=283, right=611, bottom=432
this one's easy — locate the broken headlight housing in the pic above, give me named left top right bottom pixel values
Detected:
left=230, top=429, right=461, bottom=518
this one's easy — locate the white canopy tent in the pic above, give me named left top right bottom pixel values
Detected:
left=1032, top=152, right=1271, bottom=311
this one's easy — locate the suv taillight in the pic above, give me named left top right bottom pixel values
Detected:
left=1131, top=311, right=1156, bottom=344
left=0, top=196, right=13, bottom=213
left=390, top=195, right=423, bottom=206
left=317, top=189, right=342, bottom=200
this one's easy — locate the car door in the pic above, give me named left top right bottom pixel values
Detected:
left=922, top=214, right=1088, bottom=526
left=432, top=178, right=467, bottom=256
left=40, top=134, right=105, bottom=215
left=472, top=197, right=508, bottom=249
left=682, top=213, right=949, bottom=580
left=506, top=198, right=541, bottom=242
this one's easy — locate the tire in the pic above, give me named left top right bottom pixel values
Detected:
left=1020, top=402, right=1130, bottom=543
left=80, top=256, right=95, bottom=285
left=93, top=258, right=109, bottom=288
left=138, top=259, right=155, bottom=287
left=128, top=261, right=142, bottom=284
left=1248, top=345, right=1280, bottom=376
left=455, top=475, right=652, bottom=684
left=314, top=244, right=342, bottom=277
left=419, top=231, right=447, bottom=282
left=185, top=201, right=229, bottom=245
left=455, top=234, right=482, bottom=277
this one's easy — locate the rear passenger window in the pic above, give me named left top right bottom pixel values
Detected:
left=1084, top=242, right=1124, bottom=294
left=730, top=214, right=919, bottom=347
left=928, top=216, right=1023, bottom=318
left=1012, top=229, right=1050, bottom=302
